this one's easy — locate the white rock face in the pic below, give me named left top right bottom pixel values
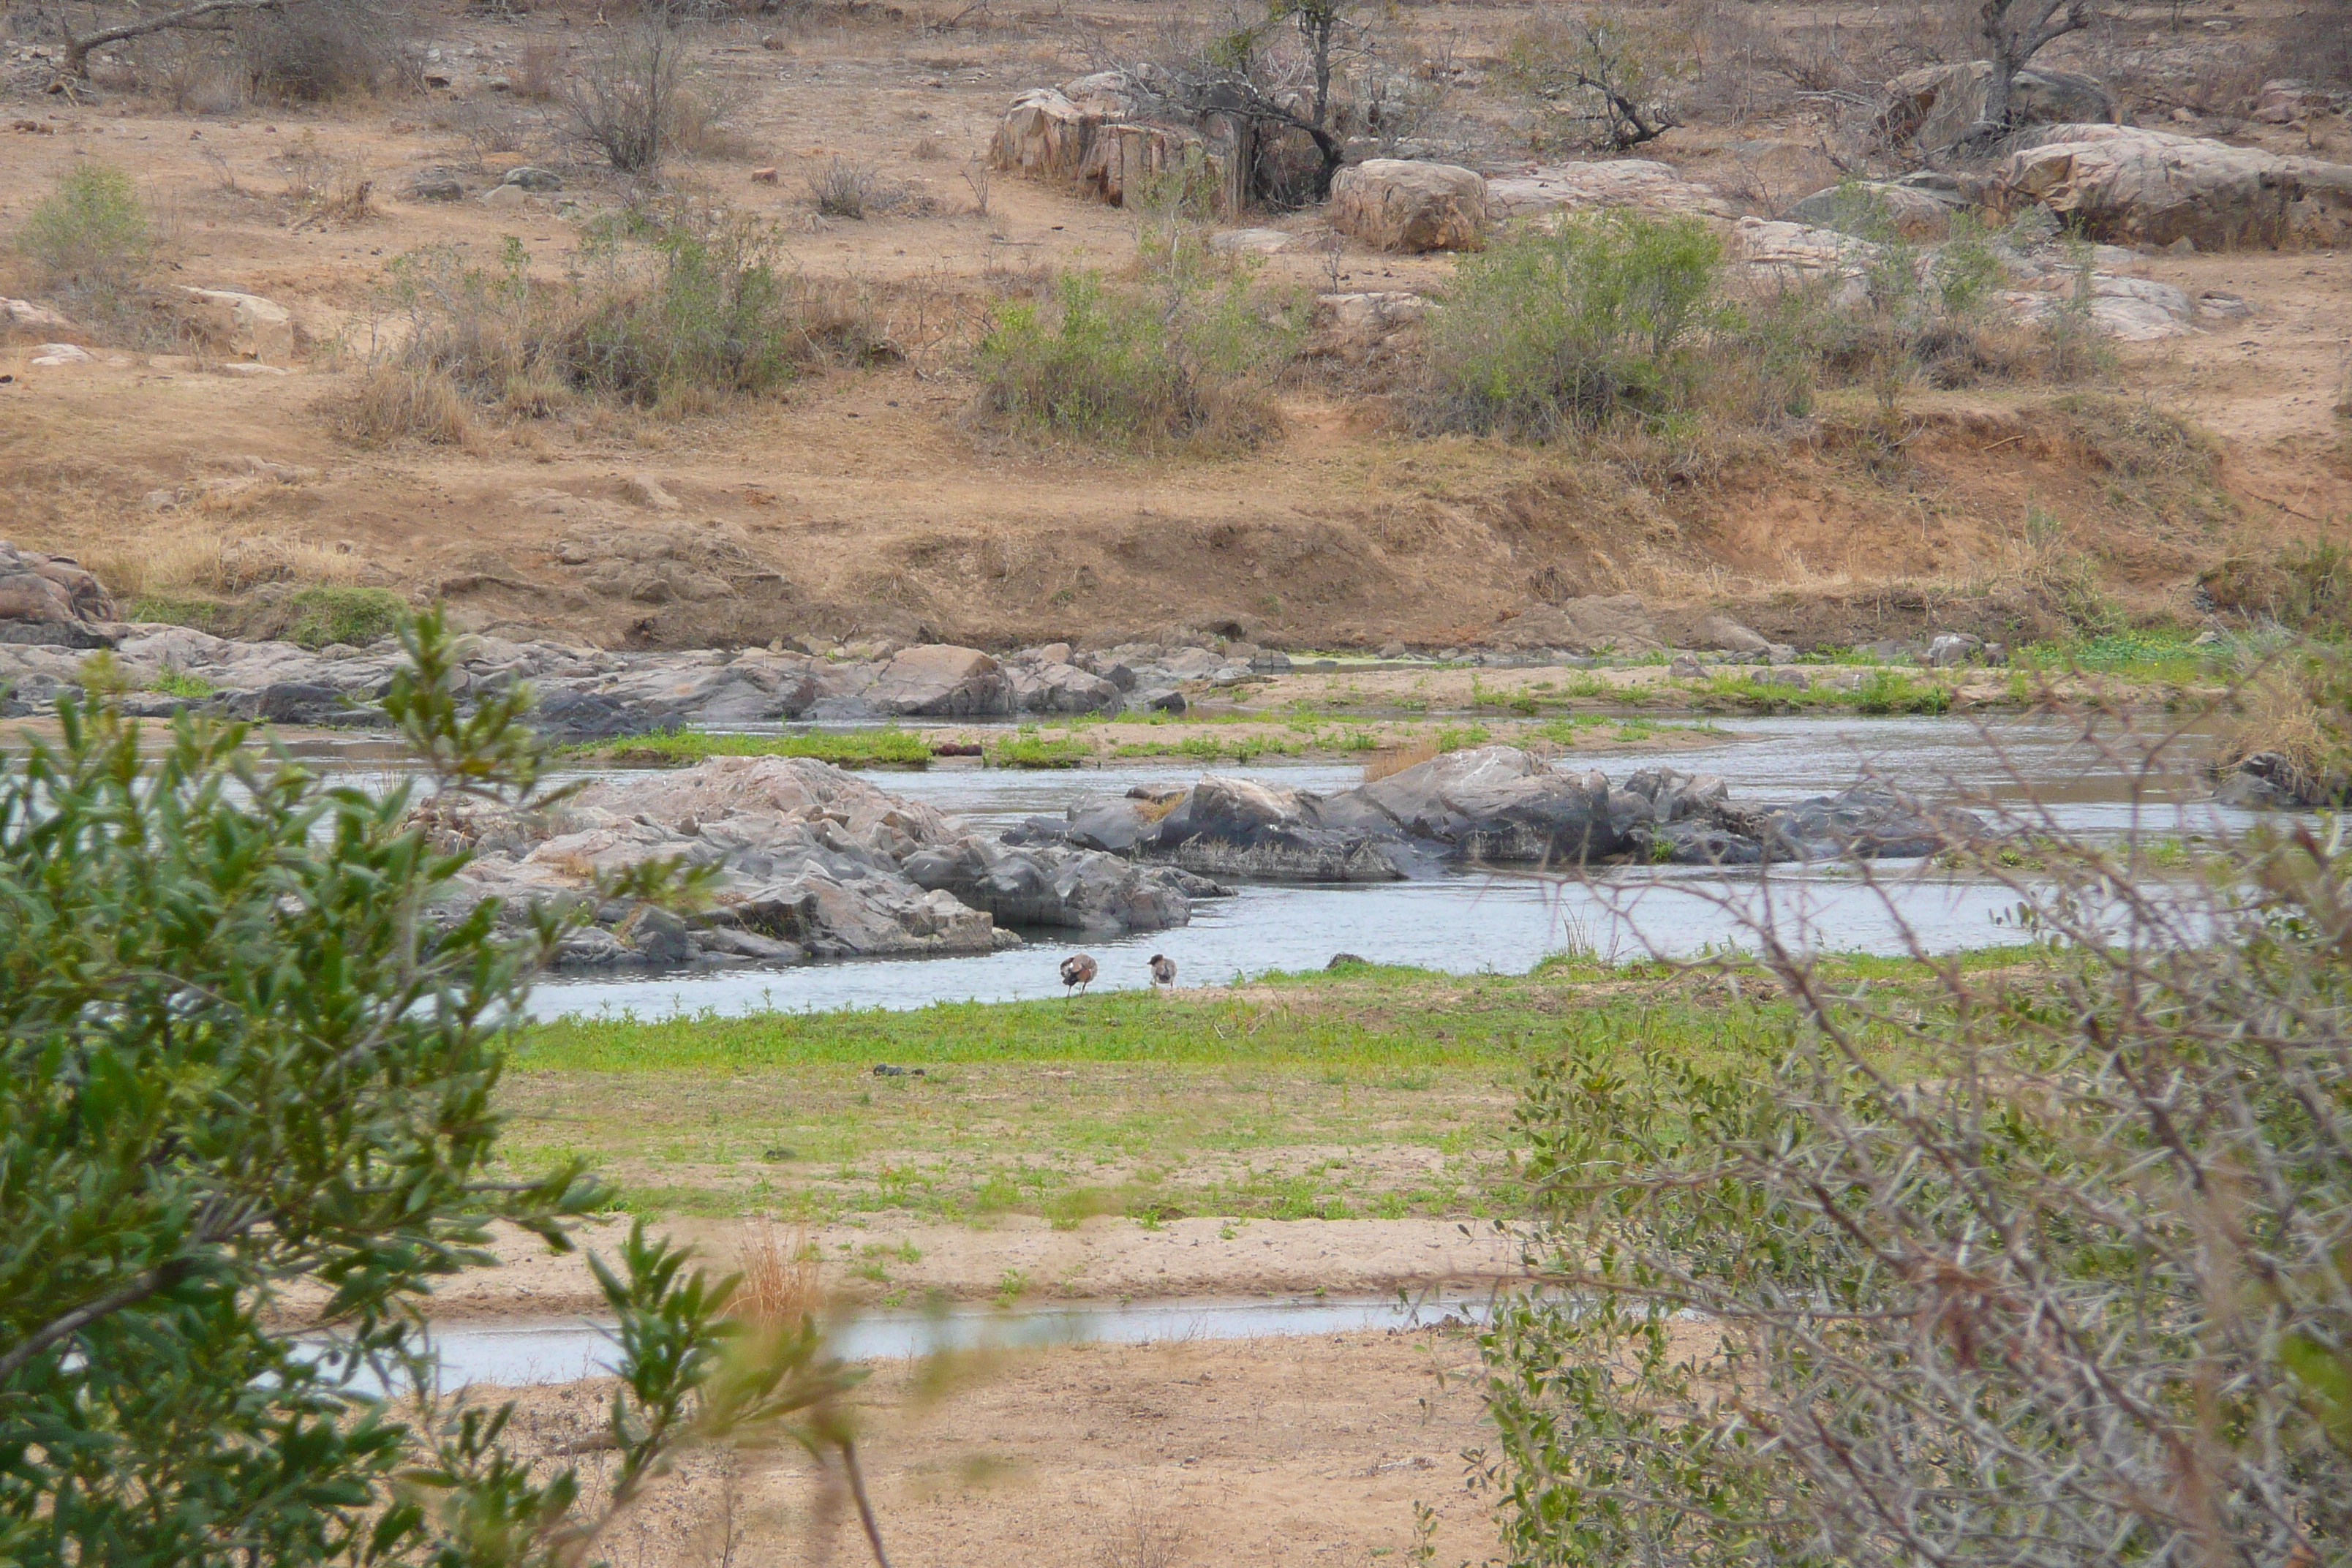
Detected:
left=1997, top=125, right=2352, bottom=250
left=1484, top=160, right=1730, bottom=225
left=1328, top=159, right=1487, bottom=252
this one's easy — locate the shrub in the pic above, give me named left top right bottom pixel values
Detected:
left=13, top=163, right=151, bottom=301
left=972, top=229, right=1301, bottom=451
left=809, top=156, right=874, bottom=218
left=1482, top=727, right=2352, bottom=1566
left=235, top=0, right=418, bottom=102
left=1413, top=210, right=1725, bottom=439
left=343, top=207, right=871, bottom=439
left=563, top=21, right=689, bottom=174
left=0, top=612, right=864, bottom=1566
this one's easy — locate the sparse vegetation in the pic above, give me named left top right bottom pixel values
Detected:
left=1483, top=742, right=2352, bottom=1567
left=984, top=729, right=1092, bottom=768
left=1500, top=8, right=1692, bottom=151
left=971, top=225, right=1303, bottom=452
left=340, top=207, right=886, bottom=442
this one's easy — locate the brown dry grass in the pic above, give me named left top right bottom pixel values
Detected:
left=1363, top=736, right=1438, bottom=783
left=83, top=516, right=363, bottom=601
left=733, top=1221, right=821, bottom=1326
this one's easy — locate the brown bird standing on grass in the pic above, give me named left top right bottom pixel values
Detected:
left=1148, top=954, right=1176, bottom=989
left=1059, top=952, right=1098, bottom=998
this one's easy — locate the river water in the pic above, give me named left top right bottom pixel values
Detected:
left=320, top=1290, right=1497, bottom=1393
left=522, top=714, right=2254, bottom=1021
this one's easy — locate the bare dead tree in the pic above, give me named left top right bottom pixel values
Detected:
left=1970, top=0, right=2093, bottom=142
left=50, top=0, right=304, bottom=85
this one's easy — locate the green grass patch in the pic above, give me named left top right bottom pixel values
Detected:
left=497, top=953, right=2016, bottom=1226
left=126, top=594, right=227, bottom=631
left=283, top=587, right=407, bottom=650
left=2013, top=629, right=2210, bottom=685
left=576, top=728, right=934, bottom=769
left=984, top=731, right=1092, bottom=769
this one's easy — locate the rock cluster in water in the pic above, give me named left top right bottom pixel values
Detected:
left=426, top=755, right=1226, bottom=968
left=1012, top=745, right=1987, bottom=880
left=431, top=747, right=1988, bottom=973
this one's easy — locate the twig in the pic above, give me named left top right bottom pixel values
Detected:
left=843, top=1441, right=892, bottom=1568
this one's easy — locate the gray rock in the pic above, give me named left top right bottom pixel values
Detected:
left=500, top=165, right=563, bottom=192
left=1927, top=632, right=1986, bottom=667
left=1147, top=776, right=1408, bottom=882
left=407, top=177, right=465, bottom=200
left=900, top=836, right=1192, bottom=932
left=2213, top=751, right=2340, bottom=809
left=867, top=644, right=1015, bottom=717
left=1137, top=687, right=1187, bottom=714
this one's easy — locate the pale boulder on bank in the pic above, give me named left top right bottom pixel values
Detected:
left=1328, top=159, right=1487, bottom=252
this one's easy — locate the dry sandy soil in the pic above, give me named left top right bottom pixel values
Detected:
left=1, top=0, right=2346, bottom=654
left=480, top=1326, right=1504, bottom=1567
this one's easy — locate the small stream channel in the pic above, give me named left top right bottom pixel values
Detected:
left=318, top=1291, right=1496, bottom=1392
left=521, top=713, right=2255, bottom=1019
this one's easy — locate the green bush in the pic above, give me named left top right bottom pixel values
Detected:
left=282, top=585, right=407, bottom=648
left=0, top=612, right=862, bottom=1566
left=1413, top=210, right=1725, bottom=439
left=971, top=229, right=1302, bottom=451
left=13, top=163, right=151, bottom=301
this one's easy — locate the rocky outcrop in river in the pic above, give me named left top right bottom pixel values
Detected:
left=1013, top=746, right=1986, bottom=878
left=0, top=621, right=1277, bottom=738
left=427, top=755, right=1224, bottom=968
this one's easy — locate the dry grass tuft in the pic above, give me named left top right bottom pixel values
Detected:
left=734, top=1221, right=821, bottom=1326
left=1364, top=736, right=1439, bottom=783
left=2222, top=666, right=2340, bottom=783
left=88, top=521, right=363, bottom=601
left=332, top=364, right=483, bottom=450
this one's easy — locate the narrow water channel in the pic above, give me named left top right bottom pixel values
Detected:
left=319, top=1291, right=1496, bottom=1392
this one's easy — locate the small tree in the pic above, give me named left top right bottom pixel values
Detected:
left=0, top=611, right=876, bottom=1567
left=1501, top=10, right=1691, bottom=153
left=1972, top=0, right=2092, bottom=141
left=564, top=21, right=687, bottom=176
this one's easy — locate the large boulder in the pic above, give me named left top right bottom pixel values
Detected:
left=1329, top=159, right=1487, bottom=252
left=1995, top=126, right=2296, bottom=249
left=1757, top=783, right=1986, bottom=861
left=180, top=287, right=295, bottom=363
left=434, top=755, right=1037, bottom=965
left=865, top=644, right=1014, bottom=717
left=1784, top=180, right=1958, bottom=240
left=989, top=87, right=1112, bottom=183
left=901, top=835, right=1194, bottom=931
left=1335, top=745, right=1635, bottom=864
left=1878, top=62, right=2115, bottom=154
left=0, top=542, right=116, bottom=640
left=1490, top=594, right=1664, bottom=655
left=1484, top=160, right=1730, bottom=224
left=1146, top=776, right=1407, bottom=881
left=1731, top=218, right=1881, bottom=308
left=1010, top=659, right=1125, bottom=715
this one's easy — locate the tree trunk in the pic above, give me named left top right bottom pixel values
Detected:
left=56, top=0, right=296, bottom=80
